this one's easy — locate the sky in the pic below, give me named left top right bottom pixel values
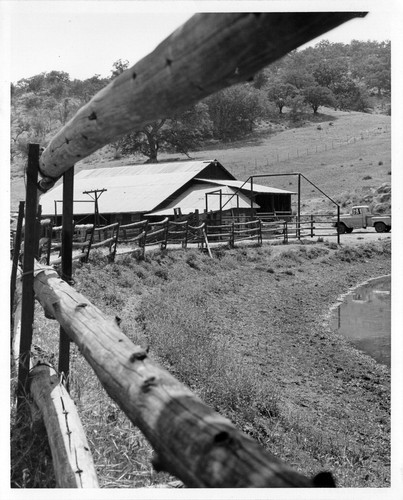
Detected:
left=0, top=0, right=399, bottom=84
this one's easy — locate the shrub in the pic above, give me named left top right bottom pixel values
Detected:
left=324, top=240, right=338, bottom=250
left=334, top=247, right=361, bottom=263
left=154, top=267, right=169, bottom=280
left=185, top=250, right=201, bottom=269
left=272, top=249, right=303, bottom=266
left=305, top=247, right=329, bottom=259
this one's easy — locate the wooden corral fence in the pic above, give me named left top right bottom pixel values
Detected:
left=118, top=218, right=209, bottom=256
left=28, top=213, right=339, bottom=264
left=36, top=221, right=120, bottom=265
left=11, top=12, right=368, bottom=489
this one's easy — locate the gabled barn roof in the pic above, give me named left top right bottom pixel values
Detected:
left=146, top=183, right=259, bottom=216
left=39, top=160, right=232, bottom=216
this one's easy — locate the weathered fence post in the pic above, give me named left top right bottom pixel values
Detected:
left=45, top=220, right=53, bottom=265
left=17, top=144, right=40, bottom=409
left=111, top=223, right=120, bottom=261
left=35, top=205, right=42, bottom=259
left=59, top=167, right=74, bottom=386
left=141, top=220, right=148, bottom=257
left=284, top=221, right=288, bottom=244
left=183, top=221, right=188, bottom=249
left=163, top=219, right=168, bottom=250
left=203, top=226, right=212, bottom=258
left=10, top=201, right=25, bottom=318
left=297, top=173, right=301, bottom=240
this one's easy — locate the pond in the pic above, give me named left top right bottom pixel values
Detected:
left=331, top=275, right=391, bottom=367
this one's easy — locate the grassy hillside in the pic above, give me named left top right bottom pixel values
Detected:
left=10, top=108, right=391, bottom=214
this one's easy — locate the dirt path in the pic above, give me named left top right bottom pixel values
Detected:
left=316, top=228, right=391, bottom=247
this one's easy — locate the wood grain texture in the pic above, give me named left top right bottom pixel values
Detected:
left=39, top=12, right=366, bottom=187
left=33, top=262, right=315, bottom=487
left=30, top=363, right=99, bottom=488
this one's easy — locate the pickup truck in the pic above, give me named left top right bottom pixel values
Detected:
left=333, top=205, right=391, bottom=234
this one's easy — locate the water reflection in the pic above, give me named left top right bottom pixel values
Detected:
left=331, top=276, right=391, bottom=367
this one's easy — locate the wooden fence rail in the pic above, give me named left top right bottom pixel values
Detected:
left=31, top=261, right=320, bottom=488
left=167, top=220, right=189, bottom=247
left=30, top=363, right=99, bottom=488
left=119, top=220, right=148, bottom=244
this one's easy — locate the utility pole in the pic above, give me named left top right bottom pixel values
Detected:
left=83, top=189, right=107, bottom=228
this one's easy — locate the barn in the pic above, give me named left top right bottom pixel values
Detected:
left=39, top=160, right=295, bottom=225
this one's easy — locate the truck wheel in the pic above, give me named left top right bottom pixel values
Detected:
left=337, top=223, right=347, bottom=234
left=374, top=222, right=386, bottom=233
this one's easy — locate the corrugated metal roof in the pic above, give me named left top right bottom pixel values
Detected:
left=146, top=183, right=259, bottom=216
left=195, top=178, right=296, bottom=195
left=76, top=161, right=217, bottom=178
left=39, top=160, right=294, bottom=217
left=39, top=161, right=220, bottom=216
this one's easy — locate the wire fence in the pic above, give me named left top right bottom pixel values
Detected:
left=235, top=124, right=390, bottom=174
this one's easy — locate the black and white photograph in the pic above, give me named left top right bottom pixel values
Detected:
left=1, top=0, right=402, bottom=498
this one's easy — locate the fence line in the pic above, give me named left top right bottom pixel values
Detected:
left=11, top=213, right=341, bottom=268
left=237, top=124, right=390, bottom=174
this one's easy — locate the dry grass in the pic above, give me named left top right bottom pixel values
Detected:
left=10, top=400, right=56, bottom=488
